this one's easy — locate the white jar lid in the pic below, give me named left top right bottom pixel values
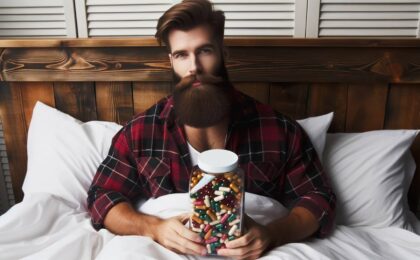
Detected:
left=198, top=149, right=238, bottom=174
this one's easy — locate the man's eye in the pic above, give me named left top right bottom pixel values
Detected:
left=174, top=53, right=186, bottom=59
left=199, top=49, right=212, bottom=55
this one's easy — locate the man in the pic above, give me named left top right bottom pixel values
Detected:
left=87, top=0, right=336, bottom=259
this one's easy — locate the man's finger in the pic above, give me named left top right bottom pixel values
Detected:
left=174, top=221, right=203, bottom=243
left=225, top=231, right=256, bottom=248
left=170, top=233, right=207, bottom=256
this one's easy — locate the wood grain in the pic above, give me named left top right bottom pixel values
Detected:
left=307, top=83, right=348, bottom=132
left=234, top=82, right=269, bottom=104
left=96, top=82, right=133, bottom=125
left=54, top=82, right=97, bottom=122
left=20, top=82, right=55, bottom=128
left=346, top=84, right=388, bottom=132
left=133, top=82, right=172, bottom=115
left=269, top=83, right=308, bottom=119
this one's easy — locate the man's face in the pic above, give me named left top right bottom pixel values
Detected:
left=168, top=24, right=222, bottom=82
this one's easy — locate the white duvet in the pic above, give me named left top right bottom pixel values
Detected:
left=1, top=192, right=420, bottom=260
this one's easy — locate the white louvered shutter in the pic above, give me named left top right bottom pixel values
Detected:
left=0, top=0, right=76, bottom=38
left=307, top=0, right=420, bottom=38
left=76, top=0, right=308, bottom=38
left=76, top=0, right=173, bottom=37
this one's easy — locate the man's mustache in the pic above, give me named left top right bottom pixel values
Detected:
left=175, top=74, right=224, bottom=91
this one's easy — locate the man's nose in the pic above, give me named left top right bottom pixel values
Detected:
left=189, top=55, right=201, bottom=75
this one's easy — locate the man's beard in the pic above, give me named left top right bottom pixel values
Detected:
left=173, top=71, right=233, bottom=128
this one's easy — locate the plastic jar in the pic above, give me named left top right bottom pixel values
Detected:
left=189, top=149, right=244, bottom=255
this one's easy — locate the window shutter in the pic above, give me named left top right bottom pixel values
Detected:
left=307, top=0, right=420, bottom=38
left=0, top=0, right=76, bottom=37
left=76, top=0, right=173, bottom=37
left=77, top=0, right=307, bottom=38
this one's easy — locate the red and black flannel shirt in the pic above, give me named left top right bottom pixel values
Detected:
left=87, top=90, right=336, bottom=237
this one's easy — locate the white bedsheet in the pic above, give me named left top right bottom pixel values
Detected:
left=1, top=193, right=419, bottom=260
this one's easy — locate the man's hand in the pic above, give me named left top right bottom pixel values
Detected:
left=152, top=213, right=207, bottom=256
left=217, top=214, right=274, bottom=260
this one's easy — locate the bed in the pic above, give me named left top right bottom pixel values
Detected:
left=0, top=38, right=419, bottom=259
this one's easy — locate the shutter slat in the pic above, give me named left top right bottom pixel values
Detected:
left=0, top=0, right=63, bottom=7
left=88, top=12, right=161, bottom=21
left=319, top=28, right=415, bottom=36
left=320, top=20, right=418, bottom=28
left=87, top=0, right=172, bottom=5
left=321, top=4, right=418, bottom=12
left=89, top=28, right=156, bottom=36
left=0, top=28, right=67, bottom=36
left=226, top=12, right=294, bottom=20
left=323, top=0, right=420, bottom=3
left=0, top=7, right=64, bottom=14
left=320, top=12, right=419, bottom=20
left=227, top=20, right=294, bottom=28
left=225, top=28, right=294, bottom=35
left=88, top=20, right=157, bottom=28
left=214, top=4, right=294, bottom=12
left=0, top=14, right=64, bottom=21
left=212, top=0, right=294, bottom=3
left=87, top=5, right=172, bottom=13
left=0, top=21, right=66, bottom=29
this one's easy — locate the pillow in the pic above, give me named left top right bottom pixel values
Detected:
left=22, top=101, right=332, bottom=210
left=323, top=130, right=419, bottom=229
left=22, top=102, right=122, bottom=210
left=297, top=112, right=333, bottom=161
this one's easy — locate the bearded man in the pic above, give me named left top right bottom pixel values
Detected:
left=87, top=1, right=336, bottom=259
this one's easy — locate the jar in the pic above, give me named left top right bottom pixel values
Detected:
left=189, top=149, right=244, bottom=255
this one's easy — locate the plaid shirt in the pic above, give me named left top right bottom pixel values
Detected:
left=87, top=90, right=336, bottom=237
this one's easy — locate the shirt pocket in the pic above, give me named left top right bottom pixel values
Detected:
left=243, top=161, right=284, bottom=197
left=136, top=157, right=174, bottom=198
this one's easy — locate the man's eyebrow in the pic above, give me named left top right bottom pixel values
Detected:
left=171, top=43, right=215, bottom=56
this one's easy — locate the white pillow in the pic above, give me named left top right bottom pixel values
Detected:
left=297, top=112, right=333, bottom=161
left=22, top=102, right=332, bottom=209
left=22, top=102, right=122, bottom=210
left=323, top=130, right=419, bottom=229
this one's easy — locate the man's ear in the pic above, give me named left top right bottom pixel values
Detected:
left=168, top=53, right=173, bottom=68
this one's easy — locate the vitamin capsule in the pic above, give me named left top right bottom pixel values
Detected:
left=229, top=183, right=240, bottom=193
left=219, top=187, right=231, bottom=192
left=204, top=195, right=211, bottom=207
left=195, top=205, right=206, bottom=210
left=204, top=224, right=212, bottom=232
left=219, top=209, right=227, bottom=215
left=228, top=225, right=238, bottom=236
left=214, top=190, right=224, bottom=196
left=204, top=229, right=212, bottom=239
left=228, top=214, right=237, bottom=223
left=229, top=219, right=240, bottom=226
left=220, top=213, right=229, bottom=224
left=194, top=200, right=204, bottom=206
left=214, top=195, right=224, bottom=202
left=206, top=210, right=217, bottom=221
left=206, top=244, right=211, bottom=254
left=192, top=215, right=203, bottom=224
left=206, top=237, right=219, bottom=244
left=192, top=227, right=202, bottom=232
left=210, top=220, right=220, bottom=226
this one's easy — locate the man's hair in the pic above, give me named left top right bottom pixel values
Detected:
left=155, top=0, right=225, bottom=51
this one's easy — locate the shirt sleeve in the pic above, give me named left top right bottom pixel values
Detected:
left=281, top=121, right=336, bottom=238
left=87, top=127, right=145, bottom=230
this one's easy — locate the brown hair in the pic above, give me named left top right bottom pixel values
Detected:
left=155, top=0, right=225, bottom=51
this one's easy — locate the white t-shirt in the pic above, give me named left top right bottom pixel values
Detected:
left=187, top=141, right=200, bottom=166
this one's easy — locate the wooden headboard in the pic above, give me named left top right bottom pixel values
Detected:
left=0, top=38, right=419, bottom=216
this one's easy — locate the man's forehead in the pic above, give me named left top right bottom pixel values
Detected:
left=168, top=25, right=216, bottom=53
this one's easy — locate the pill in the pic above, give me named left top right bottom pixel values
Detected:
left=194, top=200, right=204, bottom=206
left=206, top=210, right=217, bottom=221
left=204, top=195, right=210, bottom=207
left=229, top=183, right=240, bottom=193
left=219, top=187, right=231, bottom=192
left=192, top=215, right=203, bottom=224
left=204, top=229, right=212, bottom=239
left=204, top=224, right=211, bottom=232
left=206, top=244, right=211, bottom=254
left=229, top=219, right=240, bottom=226
left=228, top=214, right=237, bottom=222
left=228, top=225, right=238, bottom=236
left=220, top=213, right=229, bottom=224
left=210, top=220, right=220, bottom=226
left=205, top=237, right=218, bottom=244
left=214, top=190, right=224, bottom=196
left=195, top=205, right=206, bottom=210
left=192, top=227, right=202, bottom=232
left=214, top=195, right=224, bottom=202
